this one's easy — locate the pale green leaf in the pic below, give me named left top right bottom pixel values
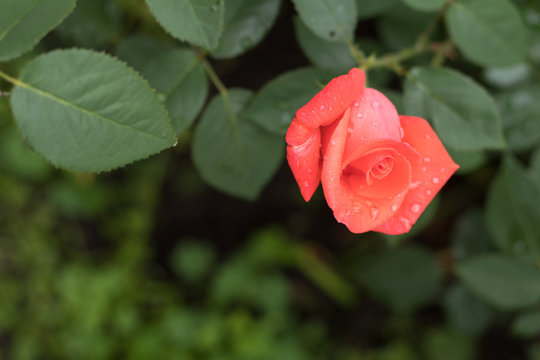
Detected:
left=9, top=49, right=176, bottom=172
left=457, top=254, right=540, bottom=310
left=0, top=0, right=76, bottom=61
left=212, top=0, right=281, bottom=59
left=243, top=67, right=334, bottom=135
left=292, top=0, right=357, bottom=42
left=192, top=89, right=284, bottom=200
left=116, top=36, right=208, bottom=135
left=404, top=67, right=505, bottom=151
left=145, top=0, right=225, bottom=50
left=446, top=0, right=528, bottom=66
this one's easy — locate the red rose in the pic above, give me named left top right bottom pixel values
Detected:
left=286, top=68, right=459, bottom=235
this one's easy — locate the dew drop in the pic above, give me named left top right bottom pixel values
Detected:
left=373, top=101, right=380, bottom=108
left=391, top=204, right=398, bottom=212
left=425, top=133, right=431, bottom=139
left=421, top=166, right=427, bottom=172
left=307, top=168, right=313, bottom=173
left=173, top=140, right=178, bottom=147
left=319, top=105, right=325, bottom=110
left=347, top=127, right=353, bottom=133
left=357, top=113, right=363, bottom=118
left=440, top=167, right=445, bottom=172
left=303, top=181, right=309, bottom=187
left=366, top=200, right=372, bottom=206
left=423, top=157, right=431, bottom=163
left=426, top=190, right=432, bottom=196
left=411, top=203, right=421, bottom=213
left=432, top=177, right=440, bottom=184
left=331, top=140, right=337, bottom=146
left=353, top=102, right=360, bottom=107
left=370, top=207, right=379, bottom=220
left=372, top=122, right=379, bottom=127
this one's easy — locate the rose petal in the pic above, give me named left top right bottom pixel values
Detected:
left=286, top=68, right=365, bottom=201
left=286, top=119, right=321, bottom=201
left=344, top=88, right=403, bottom=161
left=321, top=114, right=414, bottom=233
left=295, top=68, right=365, bottom=129
left=374, top=116, right=459, bottom=235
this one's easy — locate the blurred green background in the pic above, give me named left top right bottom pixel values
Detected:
left=2, top=0, right=540, bottom=359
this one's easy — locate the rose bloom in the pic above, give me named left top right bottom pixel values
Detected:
left=286, top=68, right=459, bottom=235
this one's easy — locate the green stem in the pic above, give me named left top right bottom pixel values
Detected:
left=199, top=55, right=243, bottom=152
left=361, top=0, right=452, bottom=73
left=0, top=70, right=20, bottom=87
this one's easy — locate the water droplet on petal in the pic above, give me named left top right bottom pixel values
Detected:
left=372, top=122, right=379, bottom=126
left=307, top=168, right=313, bottom=173
left=319, top=105, right=325, bottom=110
left=421, top=166, right=427, bottom=172
left=426, top=190, right=432, bottom=196
left=440, top=167, right=445, bottom=172
left=331, top=140, right=337, bottom=146
left=432, top=177, right=440, bottom=184
left=411, top=203, right=421, bottom=213
left=370, top=207, right=379, bottom=220
left=365, top=200, right=372, bottom=206
left=353, top=102, right=360, bottom=107
left=391, top=204, right=398, bottom=212
left=425, top=133, right=431, bottom=139
left=373, top=101, right=380, bottom=108
left=357, top=113, right=363, bottom=118
left=424, top=157, right=431, bottom=163
left=303, top=181, right=309, bottom=187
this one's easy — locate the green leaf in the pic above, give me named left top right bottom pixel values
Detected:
left=0, top=0, right=76, bottom=61
left=512, top=310, right=540, bottom=338
left=451, top=209, right=492, bottom=262
left=497, top=85, right=540, bottom=152
left=360, top=246, right=443, bottom=313
left=144, top=0, right=225, bottom=50
left=446, top=0, right=528, bottom=66
left=291, top=0, right=357, bottom=43
left=377, top=3, right=432, bottom=50
left=447, top=148, right=486, bottom=174
left=55, top=0, right=121, bottom=48
left=402, top=0, right=445, bottom=11
left=444, top=285, right=494, bottom=335
left=293, top=17, right=356, bottom=73
left=485, top=161, right=530, bottom=256
left=484, top=64, right=531, bottom=89
left=498, top=157, right=540, bottom=259
left=243, top=67, right=334, bottom=135
left=457, top=254, right=540, bottom=310
left=116, top=36, right=208, bottom=135
left=355, top=0, right=399, bottom=19
left=211, top=0, right=281, bottom=59
left=192, top=89, right=284, bottom=200
left=9, top=49, right=176, bottom=172
left=422, top=328, right=475, bottom=360
left=404, top=67, right=505, bottom=151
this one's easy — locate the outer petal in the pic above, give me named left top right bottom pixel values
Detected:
left=374, top=116, right=459, bottom=235
left=295, top=68, right=365, bottom=129
left=286, top=68, right=365, bottom=201
left=286, top=119, right=321, bottom=201
left=321, top=112, right=418, bottom=233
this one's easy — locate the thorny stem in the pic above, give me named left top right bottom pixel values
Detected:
left=354, top=0, right=453, bottom=74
